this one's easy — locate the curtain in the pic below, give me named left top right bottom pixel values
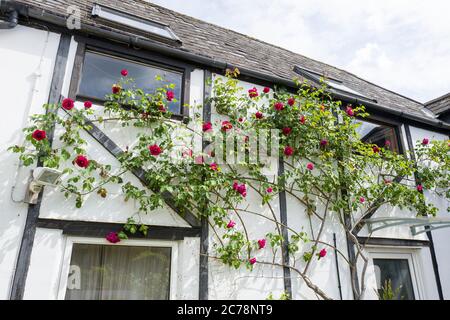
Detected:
left=65, top=244, right=171, bottom=300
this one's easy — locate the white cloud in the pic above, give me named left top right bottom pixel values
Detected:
left=150, top=0, right=450, bottom=102
left=347, top=43, right=395, bottom=87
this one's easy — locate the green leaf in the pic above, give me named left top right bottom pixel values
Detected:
left=118, top=231, right=128, bottom=240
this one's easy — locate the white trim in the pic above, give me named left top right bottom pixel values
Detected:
left=60, top=36, right=78, bottom=98
left=366, top=246, right=426, bottom=300
left=91, top=4, right=180, bottom=42
left=57, top=236, right=179, bottom=300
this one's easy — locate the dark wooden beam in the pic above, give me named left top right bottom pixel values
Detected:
left=36, top=218, right=200, bottom=240
left=66, top=37, right=201, bottom=227
left=278, top=159, right=292, bottom=298
left=357, top=236, right=430, bottom=247
left=81, top=117, right=201, bottom=228
left=199, top=70, right=212, bottom=300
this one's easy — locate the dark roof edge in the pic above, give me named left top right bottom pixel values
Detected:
left=425, top=92, right=450, bottom=106
left=336, top=70, right=424, bottom=106
left=11, top=1, right=450, bottom=132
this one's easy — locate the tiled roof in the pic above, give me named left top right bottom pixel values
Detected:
left=426, top=93, right=450, bottom=115
left=10, top=0, right=435, bottom=120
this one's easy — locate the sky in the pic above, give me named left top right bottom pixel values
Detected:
left=150, top=0, right=450, bottom=103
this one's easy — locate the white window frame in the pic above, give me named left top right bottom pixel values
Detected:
left=57, top=236, right=179, bottom=300
left=366, top=247, right=426, bottom=300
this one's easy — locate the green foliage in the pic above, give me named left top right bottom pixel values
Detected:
left=10, top=69, right=449, bottom=299
left=266, top=291, right=290, bottom=300
left=376, top=279, right=403, bottom=300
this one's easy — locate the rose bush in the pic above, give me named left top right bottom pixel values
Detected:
left=9, top=68, right=449, bottom=300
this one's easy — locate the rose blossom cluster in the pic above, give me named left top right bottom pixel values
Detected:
left=248, top=87, right=259, bottom=98
left=106, top=232, right=120, bottom=243
left=74, top=155, right=89, bottom=168
left=233, top=181, right=247, bottom=197
left=32, top=129, right=46, bottom=141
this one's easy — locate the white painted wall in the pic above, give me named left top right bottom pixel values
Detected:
left=0, top=25, right=60, bottom=299
left=24, top=65, right=206, bottom=298
left=207, top=77, right=286, bottom=299
left=358, top=205, right=429, bottom=241
left=38, top=38, right=192, bottom=228
left=208, top=183, right=286, bottom=300
left=23, top=228, right=199, bottom=299
left=286, top=192, right=353, bottom=300
left=1, top=27, right=447, bottom=300
left=203, top=75, right=446, bottom=300
left=357, top=125, right=429, bottom=242
left=409, top=126, right=450, bottom=299
left=355, top=125, right=446, bottom=299
left=23, top=228, right=66, bottom=299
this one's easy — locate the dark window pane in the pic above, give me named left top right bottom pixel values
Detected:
left=355, top=120, right=399, bottom=153
left=65, top=244, right=171, bottom=300
left=373, top=258, right=415, bottom=300
left=78, top=51, right=183, bottom=113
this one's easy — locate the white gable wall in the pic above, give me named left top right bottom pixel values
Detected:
left=0, top=25, right=60, bottom=299
left=23, top=228, right=200, bottom=299
left=409, top=126, right=450, bottom=299
left=24, top=65, right=206, bottom=299
left=0, top=25, right=448, bottom=300
left=286, top=192, right=353, bottom=300
left=38, top=37, right=199, bottom=227
left=207, top=77, right=286, bottom=299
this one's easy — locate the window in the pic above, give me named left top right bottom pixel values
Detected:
left=368, top=249, right=425, bottom=300
left=373, top=258, right=415, bottom=300
left=65, top=243, right=172, bottom=300
left=78, top=51, right=183, bottom=114
left=325, top=78, right=368, bottom=98
left=294, top=66, right=374, bottom=101
left=355, top=119, right=400, bottom=153
left=91, top=4, right=180, bottom=42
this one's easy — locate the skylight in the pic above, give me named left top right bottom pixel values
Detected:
left=293, top=66, right=374, bottom=102
left=326, top=79, right=368, bottom=97
left=91, top=4, right=180, bottom=42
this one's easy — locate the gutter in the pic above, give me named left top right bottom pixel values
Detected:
left=21, top=5, right=226, bottom=69
left=238, top=67, right=450, bottom=131
left=7, top=0, right=450, bottom=132
left=332, top=91, right=450, bottom=131
left=0, top=1, right=20, bottom=29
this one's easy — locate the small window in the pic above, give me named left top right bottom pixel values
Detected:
left=78, top=51, right=183, bottom=114
left=325, top=78, right=369, bottom=98
left=65, top=244, right=171, bottom=300
left=355, top=119, right=400, bottom=153
left=294, top=66, right=374, bottom=101
left=373, top=258, right=415, bottom=300
left=91, top=4, right=180, bottom=42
